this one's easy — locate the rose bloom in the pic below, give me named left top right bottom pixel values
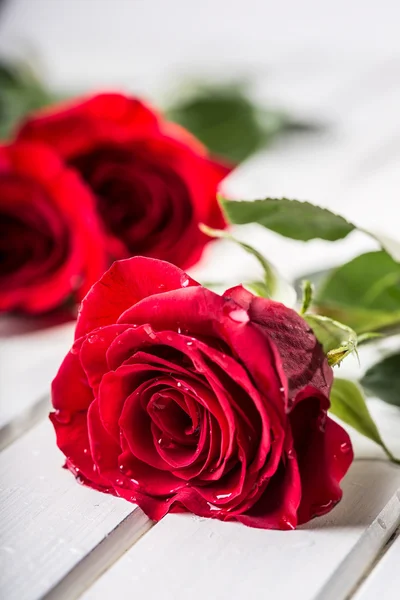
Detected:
left=51, top=256, right=353, bottom=529
left=0, top=141, right=106, bottom=314
left=18, top=93, right=231, bottom=269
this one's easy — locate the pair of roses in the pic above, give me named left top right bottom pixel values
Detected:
left=0, top=93, right=230, bottom=313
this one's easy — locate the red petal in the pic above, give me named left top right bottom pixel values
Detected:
left=75, top=257, right=199, bottom=339
left=51, top=340, right=94, bottom=413
left=18, top=93, right=160, bottom=158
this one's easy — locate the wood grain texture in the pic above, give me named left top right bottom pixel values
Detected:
left=82, top=461, right=400, bottom=600
left=352, top=529, right=400, bottom=600
left=0, top=419, right=152, bottom=600
left=0, top=322, right=74, bottom=448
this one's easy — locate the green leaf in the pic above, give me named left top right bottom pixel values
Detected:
left=330, top=378, right=399, bottom=464
left=300, top=280, right=314, bottom=315
left=304, top=314, right=358, bottom=366
left=361, top=353, right=400, bottom=407
left=199, top=223, right=296, bottom=304
left=166, top=82, right=291, bottom=163
left=0, top=59, right=55, bottom=139
left=315, top=251, right=400, bottom=333
left=220, top=197, right=355, bottom=242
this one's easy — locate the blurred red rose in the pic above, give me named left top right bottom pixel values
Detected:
left=18, top=93, right=231, bottom=269
left=50, top=256, right=353, bottom=530
left=0, top=141, right=106, bottom=314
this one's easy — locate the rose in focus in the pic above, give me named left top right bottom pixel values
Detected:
left=0, top=141, right=106, bottom=314
left=51, top=257, right=353, bottom=529
left=18, top=93, right=231, bottom=269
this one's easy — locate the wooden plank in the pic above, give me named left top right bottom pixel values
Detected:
left=82, top=462, right=400, bottom=600
left=81, top=401, right=400, bottom=600
left=316, top=489, right=400, bottom=600
left=0, top=419, right=152, bottom=600
left=0, top=321, right=74, bottom=449
left=352, top=529, right=400, bottom=600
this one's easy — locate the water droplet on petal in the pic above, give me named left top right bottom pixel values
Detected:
left=228, top=308, right=250, bottom=324
left=181, top=276, right=190, bottom=288
left=287, top=448, right=295, bottom=459
left=177, top=327, right=182, bottom=334
left=153, top=400, right=167, bottom=410
left=143, top=324, right=157, bottom=340
left=88, top=334, right=99, bottom=344
left=186, top=341, right=193, bottom=346
left=54, top=409, right=72, bottom=424
left=76, top=475, right=85, bottom=485
left=279, top=517, right=296, bottom=530
left=158, top=283, right=166, bottom=291
left=83, top=448, right=88, bottom=454
left=340, top=441, right=351, bottom=454
left=177, top=382, right=182, bottom=388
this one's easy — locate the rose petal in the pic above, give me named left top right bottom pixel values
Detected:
left=75, top=257, right=199, bottom=339
left=52, top=339, right=94, bottom=413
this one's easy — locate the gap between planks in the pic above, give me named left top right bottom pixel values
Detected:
left=351, top=526, right=400, bottom=600
left=0, top=419, right=153, bottom=600
left=80, top=461, right=400, bottom=600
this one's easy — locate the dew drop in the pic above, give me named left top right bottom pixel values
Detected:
left=158, top=283, right=166, bottom=291
left=143, top=324, right=157, bottom=340
left=70, top=345, right=79, bottom=355
left=186, top=341, right=193, bottom=346
left=76, top=475, right=85, bottom=485
left=181, top=276, right=190, bottom=288
left=153, top=400, right=167, bottom=410
left=177, top=382, right=182, bottom=387
left=340, top=441, right=352, bottom=454
left=279, top=517, right=295, bottom=530
left=378, top=518, right=387, bottom=530
left=116, top=478, right=125, bottom=487
left=177, top=327, right=182, bottom=334
left=287, top=448, right=296, bottom=459
left=83, top=448, right=88, bottom=454
left=54, top=409, right=72, bottom=424
left=228, top=308, right=250, bottom=324
left=88, top=334, right=99, bottom=344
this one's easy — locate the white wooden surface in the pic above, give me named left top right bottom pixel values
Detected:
left=0, top=419, right=152, bottom=600
left=1, top=1, right=400, bottom=599
left=353, top=532, right=400, bottom=600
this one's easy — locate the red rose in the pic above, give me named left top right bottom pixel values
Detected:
left=0, top=141, right=106, bottom=314
left=18, top=93, right=231, bottom=269
left=50, top=257, right=353, bottom=529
